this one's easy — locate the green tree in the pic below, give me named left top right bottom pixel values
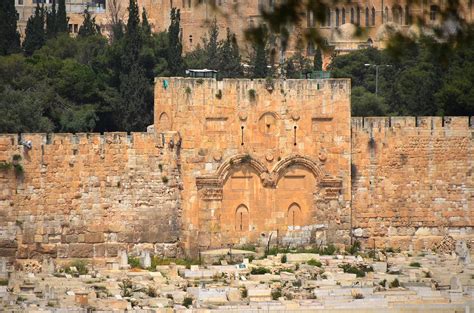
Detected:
left=394, top=63, right=441, bottom=116
left=142, top=7, right=151, bottom=37
left=205, top=18, right=219, bottom=69
left=167, top=8, right=183, bottom=76
left=116, top=63, right=152, bottom=130
left=218, top=28, right=243, bottom=78
left=313, top=48, right=323, bottom=71
left=78, top=7, right=100, bottom=38
left=122, top=0, right=142, bottom=71
left=0, top=0, right=21, bottom=55
left=252, top=42, right=268, bottom=78
left=23, top=3, right=46, bottom=56
left=0, top=87, right=53, bottom=133
left=46, top=0, right=57, bottom=38
left=56, top=0, right=69, bottom=33
left=351, top=87, right=388, bottom=116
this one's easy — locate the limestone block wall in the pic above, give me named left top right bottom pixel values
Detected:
left=155, top=78, right=352, bottom=254
left=0, top=132, right=182, bottom=260
left=351, top=116, right=474, bottom=250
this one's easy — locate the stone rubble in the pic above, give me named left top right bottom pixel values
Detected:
left=0, top=248, right=473, bottom=312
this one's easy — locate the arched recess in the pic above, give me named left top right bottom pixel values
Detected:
left=214, top=154, right=268, bottom=184
left=258, top=112, right=279, bottom=135
left=158, top=112, right=171, bottom=131
left=271, top=155, right=326, bottom=185
left=392, top=5, right=403, bottom=24
left=287, top=203, right=302, bottom=227
left=235, top=204, right=249, bottom=231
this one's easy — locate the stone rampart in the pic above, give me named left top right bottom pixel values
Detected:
left=0, top=78, right=472, bottom=260
left=0, top=132, right=182, bottom=260
left=351, top=116, right=474, bottom=250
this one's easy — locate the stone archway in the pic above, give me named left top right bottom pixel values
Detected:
left=195, top=154, right=346, bottom=250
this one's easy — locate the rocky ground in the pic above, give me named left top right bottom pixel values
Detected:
left=0, top=244, right=473, bottom=312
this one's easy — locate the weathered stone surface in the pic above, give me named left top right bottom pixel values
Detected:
left=0, top=79, right=472, bottom=260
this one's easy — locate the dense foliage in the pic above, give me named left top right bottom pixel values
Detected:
left=328, top=32, right=474, bottom=116
left=0, top=1, right=473, bottom=133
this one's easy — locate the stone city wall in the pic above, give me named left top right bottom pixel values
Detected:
left=0, top=79, right=473, bottom=260
left=0, top=132, right=182, bottom=260
left=351, top=116, right=474, bottom=250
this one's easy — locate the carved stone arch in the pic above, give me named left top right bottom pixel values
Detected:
left=258, top=112, right=280, bottom=135
left=158, top=112, right=171, bottom=131
left=271, top=155, right=326, bottom=185
left=215, top=154, right=268, bottom=184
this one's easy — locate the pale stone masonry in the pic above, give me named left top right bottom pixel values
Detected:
left=0, top=77, right=473, bottom=259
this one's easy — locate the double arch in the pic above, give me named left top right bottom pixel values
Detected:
left=210, top=154, right=328, bottom=188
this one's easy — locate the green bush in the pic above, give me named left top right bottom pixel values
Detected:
left=349, top=241, right=361, bottom=255
left=281, top=254, right=287, bottom=263
left=248, top=89, right=256, bottom=101
left=128, top=257, right=141, bottom=269
left=241, top=287, right=248, bottom=298
left=65, top=259, right=88, bottom=276
left=250, top=267, right=271, bottom=275
left=409, top=262, right=421, bottom=267
left=339, top=263, right=373, bottom=277
left=390, top=278, right=400, bottom=288
left=271, top=288, right=282, bottom=300
left=307, top=259, right=322, bottom=267
left=182, top=297, right=193, bottom=308
left=0, top=279, right=8, bottom=286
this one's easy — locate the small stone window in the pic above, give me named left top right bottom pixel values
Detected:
left=235, top=205, right=249, bottom=231
left=287, top=203, right=302, bottom=227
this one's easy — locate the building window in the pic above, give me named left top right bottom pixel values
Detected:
left=405, top=5, right=411, bottom=25
left=365, top=7, right=369, bottom=26
left=73, top=24, right=78, bottom=33
left=430, top=5, right=439, bottom=21
left=307, top=41, right=315, bottom=55
left=325, top=7, right=331, bottom=27
left=372, top=7, right=376, bottom=26
left=356, top=7, right=361, bottom=25
left=18, top=0, right=24, bottom=5
left=335, top=8, right=340, bottom=27
left=384, top=6, right=389, bottom=22
left=307, top=10, right=315, bottom=28
left=342, top=8, right=346, bottom=24
left=393, top=5, right=403, bottom=24
left=350, top=8, right=354, bottom=24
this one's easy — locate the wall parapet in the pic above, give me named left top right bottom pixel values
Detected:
left=351, top=116, right=474, bottom=131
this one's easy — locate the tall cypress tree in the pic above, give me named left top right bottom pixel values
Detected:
left=46, top=0, right=57, bottom=38
left=56, top=0, right=69, bottom=33
left=167, top=8, right=183, bottom=76
left=112, top=0, right=152, bottom=131
left=0, top=0, right=21, bottom=55
left=142, top=7, right=151, bottom=36
left=219, top=28, right=243, bottom=78
left=23, top=3, right=46, bottom=56
left=205, top=18, right=219, bottom=70
left=253, top=42, right=268, bottom=78
left=78, top=7, right=100, bottom=38
left=314, top=48, right=323, bottom=71
left=122, top=0, right=142, bottom=72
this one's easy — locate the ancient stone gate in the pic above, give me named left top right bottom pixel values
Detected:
left=154, top=78, right=352, bottom=254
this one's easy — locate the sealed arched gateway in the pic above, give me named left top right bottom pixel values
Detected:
left=195, top=154, right=348, bottom=250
